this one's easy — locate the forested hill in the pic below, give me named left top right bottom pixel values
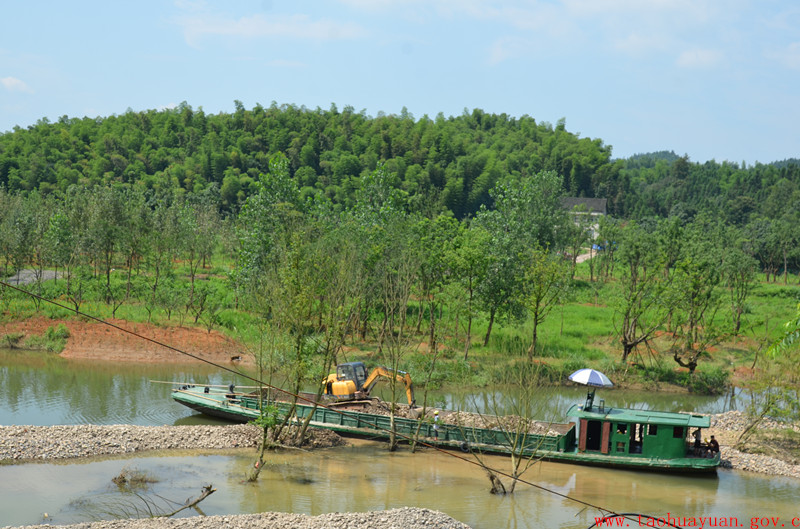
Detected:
left=1, top=102, right=798, bottom=223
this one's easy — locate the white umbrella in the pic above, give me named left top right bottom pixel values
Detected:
left=568, top=368, right=613, bottom=410
left=568, top=368, right=614, bottom=388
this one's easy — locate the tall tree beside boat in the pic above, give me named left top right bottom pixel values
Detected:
left=614, top=220, right=674, bottom=363
left=234, top=153, right=367, bottom=448
left=352, top=164, right=419, bottom=450
left=518, top=245, right=570, bottom=359
left=473, top=171, right=569, bottom=347
left=669, top=218, right=726, bottom=373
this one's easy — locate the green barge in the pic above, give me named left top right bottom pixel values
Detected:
left=171, top=384, right=719, bottom=473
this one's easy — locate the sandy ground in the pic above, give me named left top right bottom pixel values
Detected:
left=0, top=316, right=252, bottom=366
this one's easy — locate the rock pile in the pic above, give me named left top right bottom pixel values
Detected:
left=707, top=409, right=800, bottom=479
left=338, top=400, right=565, bottom=436
left=442, top=410, right=564, bottom=436
left=710, top=409, right=800, bottom=433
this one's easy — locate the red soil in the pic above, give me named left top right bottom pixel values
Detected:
left=0, top=316, right=252, bottom=365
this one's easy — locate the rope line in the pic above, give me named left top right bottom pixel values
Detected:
left=0, top=279, right=684, bottom=528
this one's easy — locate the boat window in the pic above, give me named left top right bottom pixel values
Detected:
left=673, top=426, right=684, bottom=438
left=648, top=424, right=658, bottom=436
left=616, top=423, right=627, bottom=434
left=629, top=424, right=643, bottom=454
left=616, top=441, right=625, bottom=452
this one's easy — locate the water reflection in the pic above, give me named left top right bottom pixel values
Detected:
left=0, top=349, right=749, bottom=428
left=0, top=349, right=253, bottom=425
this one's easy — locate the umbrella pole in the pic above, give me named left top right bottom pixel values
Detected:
left=585, top=388, right=596, bottom=410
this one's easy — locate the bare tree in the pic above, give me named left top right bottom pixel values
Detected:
left=459, top=366, right=553, bottom=494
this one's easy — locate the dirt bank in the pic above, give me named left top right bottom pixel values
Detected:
left=0, top=316, right=252, bottom=366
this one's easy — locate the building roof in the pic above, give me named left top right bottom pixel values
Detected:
left=561, top=197, right=608, bottom=215
left=566, top=404, right=711, bottom=428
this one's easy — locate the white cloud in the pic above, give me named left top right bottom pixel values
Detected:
left=563, top=0, right=716, bottom=22
left=177, top=12, right=367, bottom=47
left=1, top=76, right=32, bottom=93
left=488, top=36, right=530, bottom=65
left=676, top=48, right=723, bottom=69
left=337, top=0, right=415, bottom=10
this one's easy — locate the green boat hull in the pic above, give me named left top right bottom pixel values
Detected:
left=171, top=385, right=719, bottom=474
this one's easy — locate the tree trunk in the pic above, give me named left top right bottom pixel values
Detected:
left=464, top=314, right=473, bottom=361
left=360, top=307, right=368, bottom=340
left=483, top=307, right=496, bottom=347
left=621, top=341, right=635, bottom=363
left=428, top=300, right=436, bottom=353
left=527, top=318, right=539, bottom=361
left=784, top=248, right=789, bottom=285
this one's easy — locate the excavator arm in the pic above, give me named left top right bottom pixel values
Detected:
left=363, top=366, right=416, bottom=407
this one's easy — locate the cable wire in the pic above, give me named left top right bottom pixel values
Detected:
left=0, top=279, right=684, bottom=528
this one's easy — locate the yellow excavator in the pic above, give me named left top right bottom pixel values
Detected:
left=323, top=361, right=416, bottom=407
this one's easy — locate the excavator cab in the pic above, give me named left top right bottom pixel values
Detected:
left=336, top=362, right=368, bottom=389
left=323, top=361, right=368, bottom=400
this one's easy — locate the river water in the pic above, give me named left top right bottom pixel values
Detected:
left=0, top=348, right=795, bottom=529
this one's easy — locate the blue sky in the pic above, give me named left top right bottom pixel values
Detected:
left=2, top=1, right=799, bottom=164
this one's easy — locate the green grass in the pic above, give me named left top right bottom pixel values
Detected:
left=24, top=323, right=71, bottom=353
left=2, top=261, right=798, bottom=395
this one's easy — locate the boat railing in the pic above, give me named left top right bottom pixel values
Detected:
left=234, top=395, right=567, bottom=454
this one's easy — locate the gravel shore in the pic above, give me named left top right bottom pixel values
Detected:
left=4, top=412, right=797, bottom=478
left=708, top=410, right=800, bottom=479
left=0, top=423, right=346, bottom=461
left=2, top=508, right=472, bottom=529
left=2, top=412, right=798, bottom=529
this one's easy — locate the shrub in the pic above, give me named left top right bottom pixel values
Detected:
left=25, top=324, right=71, bottom=353
left=685, top=366, right=730, bottom=395
left=2, top=332, right=25, bottom=348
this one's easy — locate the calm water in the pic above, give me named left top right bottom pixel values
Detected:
left=0, top=348, right=748, bottom=427
left=2, top=442, right=798, bottom=528
left=1, top=348, right=787, bottom=529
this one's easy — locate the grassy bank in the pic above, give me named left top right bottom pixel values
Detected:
left=2, top=260, right=798, bottom=396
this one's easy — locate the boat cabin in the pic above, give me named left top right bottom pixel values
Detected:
left=566, top=404, right=711, bottom=459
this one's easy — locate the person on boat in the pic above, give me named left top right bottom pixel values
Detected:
left=707, top=435, right=720, bottom=457
left=692, top=428, right=702, bottom=456
left=433, top=410, right=440, bottom=440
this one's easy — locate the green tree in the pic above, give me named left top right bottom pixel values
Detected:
left=449, top=223, right=491, bottom=359
left=722, top=245, right=758, bottom=335
left=563, top=203, right=593, bottom=278
left=413, top=215, right=459, bottom=354
left=768, top=303, right=800, bottom=359
left=669, top=230, right=725, bottom=373
left=474, top=171, right=567, bottom=346
left=615, top=221, right=673, bottom=363
left=519, top=246, right=569, bottom=359
left=85, top=186, right=125, bottom=292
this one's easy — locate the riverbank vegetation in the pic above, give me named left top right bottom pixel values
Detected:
left=1, top=103, right=799, bottom=400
